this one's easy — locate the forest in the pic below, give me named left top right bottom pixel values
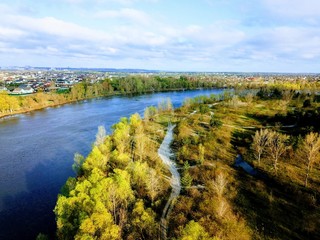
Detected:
left=41, top=76, right=320, bottom=240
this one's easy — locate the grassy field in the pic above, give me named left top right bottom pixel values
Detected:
left=168, top=91, right=320, bottom=239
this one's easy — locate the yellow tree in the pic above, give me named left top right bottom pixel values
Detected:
left=133, top=124, right=148, bottom=162
left=198, top=144, right=205, bottom=165
left=82, top=146, right=108, bottom=174
left=113, top=118, right=130, bottom=155
left=180, top=220, right=211, bottom=240
left=0, top=93, right=9, bottom=113
left=107, top=169, right=134, bottom=232
left=131, top=199, right=159, bottom=239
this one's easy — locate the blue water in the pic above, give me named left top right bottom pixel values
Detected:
left=234, top=154, right=257, bottom=176
left=0, top=89, right=224, bottom=239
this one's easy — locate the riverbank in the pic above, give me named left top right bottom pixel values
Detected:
left=0, top=87, right=219, bottom=120
left=0, top=92, right=116, bottom=119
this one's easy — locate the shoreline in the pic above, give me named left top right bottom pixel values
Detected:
left=0, top=87, right=219, bottom=120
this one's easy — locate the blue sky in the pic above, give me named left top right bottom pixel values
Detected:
left=0, top=0, right=319, bottom=72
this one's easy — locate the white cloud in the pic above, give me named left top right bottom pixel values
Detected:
left=0, top=27, right=26, bottom=39
left=0, top=1, right=319, bottom=71
left=95, top=8, right=150, bottom=25
left=63, top=0, right=158, bottom=5
left=263, top=0, right=320, bottom=18
left=4, top=15, right=112, bottom=43
left=231, top=25, right=320, bottom=64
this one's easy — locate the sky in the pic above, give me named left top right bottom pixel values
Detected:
left=0, top=0, right=319, bottom=72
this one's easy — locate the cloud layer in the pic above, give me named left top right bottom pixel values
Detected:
left=0, top=0, right=319, bottom=72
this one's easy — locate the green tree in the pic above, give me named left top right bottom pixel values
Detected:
left=181, top=173, right=192, bottom=188
left=36, top=233, right=49, bottom=240
left=199, top=104, right=209, bottom=114
left=209, top=115, right=222, bottom=128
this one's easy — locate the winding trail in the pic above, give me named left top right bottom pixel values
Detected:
left=158, top=124, right=181, bottom=240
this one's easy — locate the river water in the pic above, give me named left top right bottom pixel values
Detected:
left=0, top=89, right=223, bottom=239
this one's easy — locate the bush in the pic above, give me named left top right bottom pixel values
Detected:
left=210, top=116, right=222, bottom=128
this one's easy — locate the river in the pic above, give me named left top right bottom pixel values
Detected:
left=0, top=89, right=223, bottom=240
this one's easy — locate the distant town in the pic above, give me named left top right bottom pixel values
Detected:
left=0, top=66, right=319, bottom=95
left=0, top=67, right=148, bottom=95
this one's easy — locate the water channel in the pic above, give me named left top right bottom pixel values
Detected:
left=0, top=89, right=224, bottom=239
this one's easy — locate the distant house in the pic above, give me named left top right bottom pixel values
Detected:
left=10, top=86, right=34, bottom=95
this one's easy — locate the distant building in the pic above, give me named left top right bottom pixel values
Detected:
left=10, top=86, right=34, bottom=95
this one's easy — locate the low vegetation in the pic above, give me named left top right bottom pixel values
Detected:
left=169, top=88, right=320, bottom=240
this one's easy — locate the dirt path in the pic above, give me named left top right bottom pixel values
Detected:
left=158, top=124, right=181, bottom=240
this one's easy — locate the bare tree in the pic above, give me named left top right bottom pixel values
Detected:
left=229, top=95, right=241, bottom=107
left=266, top=131, right=289, bottom=173
left=299, top=132, right=320, bottom=187
left=252, top=129, right=269, bottom=166
left=282, top=90, right=294, bottom=102
left=216, top=198, right=229, bottom=218
left=245, top=93, right=254, bottom=106
left=158, top=98, right=174, bottom=113
left=146, top=169, right=162, bottom=203
left=72, top=152, right=85, bottom=175
left=144, top=106, right=158, bottom=121
left=211, top=173, right=228, bottom=198
left=94, top=125, right=106, bottom=146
